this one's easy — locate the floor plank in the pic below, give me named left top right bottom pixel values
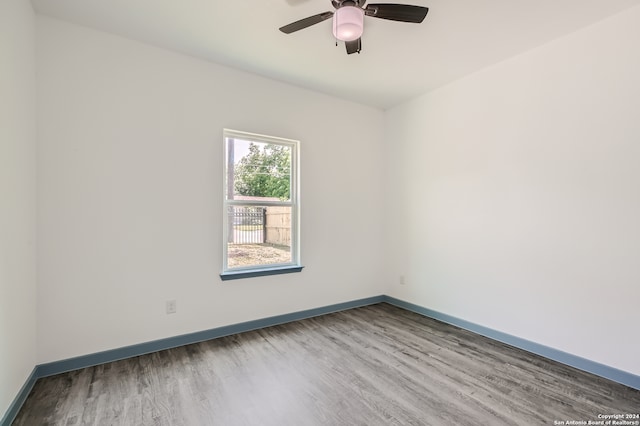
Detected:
left=13, top=303, right=639, bottom=425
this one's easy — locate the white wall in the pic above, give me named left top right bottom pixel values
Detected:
left=36, top=16, right=386, bottom=364
left=385, top=6, right=640, bottom=375
left=0, top=0, right=38, bottom=418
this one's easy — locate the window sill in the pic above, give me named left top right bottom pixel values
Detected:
left=220, top=266, right=304, bottom=281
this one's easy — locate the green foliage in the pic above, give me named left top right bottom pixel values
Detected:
left=234, top=143, right=291, bottom=199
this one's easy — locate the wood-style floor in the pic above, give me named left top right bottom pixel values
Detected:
left=13, top=303, right=639, bottom=425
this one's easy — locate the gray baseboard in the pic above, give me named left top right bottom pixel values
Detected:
left=0, top=367, right=38, bottom=426
left=382, top=295, right=640, bottom=391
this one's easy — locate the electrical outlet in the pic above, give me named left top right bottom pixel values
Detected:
left=399, top=275, right=406, bottom=285
left=166, top=300, right=177, bottom=314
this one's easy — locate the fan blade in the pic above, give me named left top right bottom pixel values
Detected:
left=279, top=11, right=333, bottom=34
left=364, top=4, right=428, bottom=23
left=345, top=38, right=362, bottom=54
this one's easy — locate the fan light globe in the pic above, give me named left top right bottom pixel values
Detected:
left=332, top=6, right=364, bottom=41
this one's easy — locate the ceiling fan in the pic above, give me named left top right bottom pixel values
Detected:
left=279, top=0, right=429, bottom=55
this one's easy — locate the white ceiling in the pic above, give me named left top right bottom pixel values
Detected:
left=31, top=0, right=640, bottom=109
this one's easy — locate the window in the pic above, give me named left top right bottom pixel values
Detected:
left=220, top=129, right=302, bottom=280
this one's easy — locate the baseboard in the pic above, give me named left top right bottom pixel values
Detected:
left=35, top=295, right=384, bottom=379
left=382, top=295, right=640, bottom=391
left=0, top=367, right=38, bottom=426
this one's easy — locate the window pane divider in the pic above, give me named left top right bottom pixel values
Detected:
left=226, top=200, right=294, bottom=207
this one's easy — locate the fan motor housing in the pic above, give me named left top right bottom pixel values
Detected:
left=332, top=0, right=365, bottom=9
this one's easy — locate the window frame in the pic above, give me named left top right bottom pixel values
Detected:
left=220, top=129, right=302, bottom=280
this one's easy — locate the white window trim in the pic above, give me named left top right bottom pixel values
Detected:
left=221, top=129, right=302, bottom=280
